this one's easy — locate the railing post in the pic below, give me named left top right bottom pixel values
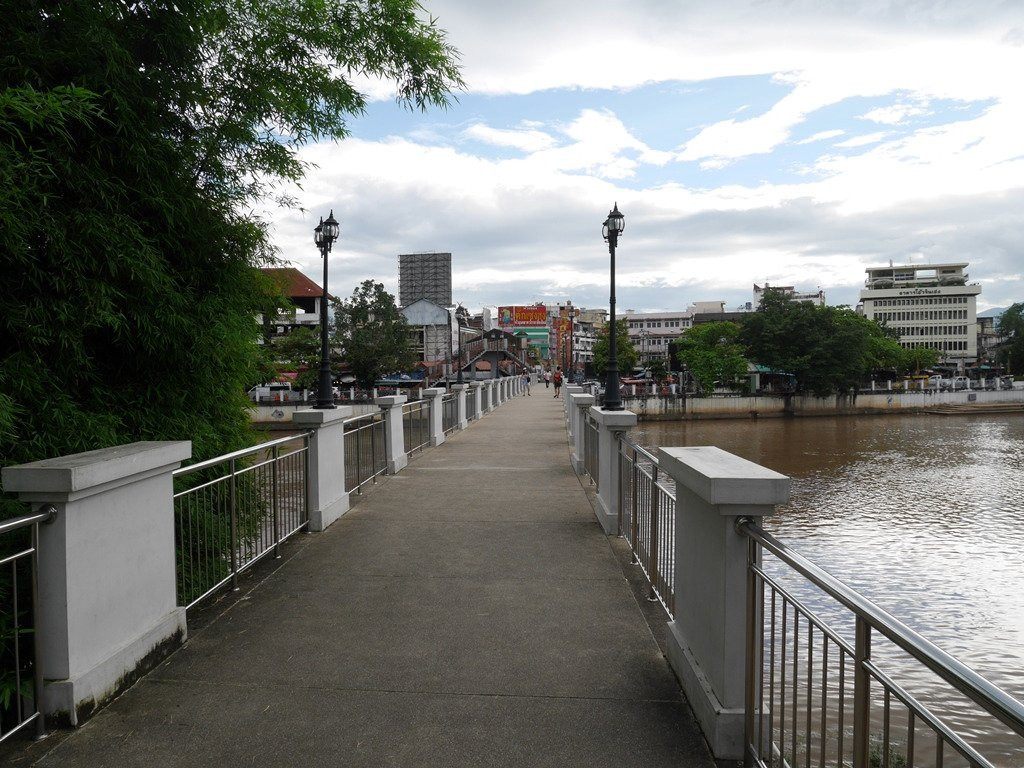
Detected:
left=657, top=446, right=790, bottom=760
left=587, top=405, right=637, bottom=535
left=293, top=406, right=353, bottom=532
left=422, top=387, right=446, bottom=446
left=853, top=617, right=872, bottom=768
left=376, top=394, right=409, bottom=473
left=565, top=385, right=584, bottom=433
left=3, top=441, right=192, bottom=725
left=469, top=381, right=483, bottom=420
left=452, top=383, right=469, bottom=429
left=570, top=393, right=595, bottom=474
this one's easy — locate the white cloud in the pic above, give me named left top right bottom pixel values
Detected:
left=861, top=102, right=930, bottom=125
left=796, top=130, right=845, bottom=144
left=463, top=122, right=557, bottom=152
left=833, top=132, right=889, bottom=148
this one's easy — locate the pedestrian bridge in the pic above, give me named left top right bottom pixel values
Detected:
left=2, top=378, right=1023, bottom=767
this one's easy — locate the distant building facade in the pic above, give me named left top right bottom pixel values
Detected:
left=259, top=267, right=329, bottom=340
left=859, top=262, right=981, bottom=368
left=617, top=310, right=694, bottom=365
left=754, top=283, right=826, bottom=307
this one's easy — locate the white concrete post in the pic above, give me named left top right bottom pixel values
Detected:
left=469, top=382, right=483, bottom=421
left=2, top=441, right=191, bottom=724
left=570, top=393, right=595, bottom=474
left=565, top=385, right=584, bottom=428
left=497, top=378, right=506, bottom=404
left=293, top=406, right=353, bottom=531
left=376, top=395, right=408, bottom=473
left=587, top=407, right=637, bottom=535
left=452, top=383, right=469, bottom=429
left=422, top=387, right=446, bottom=446
left=487, top=381, right=497, bottom=412
left=657, top=446, right=790, bottom=760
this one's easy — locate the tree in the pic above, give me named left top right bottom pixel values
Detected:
left=332, top=280, right=416, bottom=389
left=592, top=319, right=637, bottom=378
left=674, top=322, right=748, bottom=394
left=997, top=303, right=1024, bottom=375
left=0, top=1, right=463, bottom=493
left=647, top=357, right=669, bottom=383
left=272, top=327, right=321, bottom=392
left=740, top=291, right=905, bottom=396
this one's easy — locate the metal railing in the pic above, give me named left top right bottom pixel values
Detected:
left=739, top=520, right=1024, bottom=768
left=583, top=413, right=599, bottom=487
left=172, top=433, right=310, bottom=609
left=442, top=393, right=458, bottom=435
left=402, top=399, right=430, bottom=456
left=618, top=437, right=675, bottom=614
left=0, top=506, right=53, bottom=743
left=344, top=411, right=386, bottom=495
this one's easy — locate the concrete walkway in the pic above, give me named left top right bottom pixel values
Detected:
left=14, top=389, right=714, bottom=767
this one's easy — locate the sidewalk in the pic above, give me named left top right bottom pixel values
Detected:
left=13, top=390, right=715, bottom=767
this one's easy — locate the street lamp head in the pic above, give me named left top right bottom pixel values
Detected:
left=602, top=202, right=625, bottom=242
left=313, top=217, right=324, bottom=247
left=323, top=210, right=340, bottom=241
left=314, top=211, right=340, bottom=251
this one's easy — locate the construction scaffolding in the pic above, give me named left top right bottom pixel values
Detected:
left=398, top=252, right=452, bottom=308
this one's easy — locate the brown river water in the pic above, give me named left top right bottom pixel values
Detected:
left=633, top=413, right=1024, bottom=766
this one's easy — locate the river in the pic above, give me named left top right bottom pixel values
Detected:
left=632, top=413, right=1024, bottom=765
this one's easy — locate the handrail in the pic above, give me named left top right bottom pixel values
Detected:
left=0, top=505, right=56, bottom=536
left=173, top=432, right=313, bottom=476
left=737, top=518, right=1024, bottom=737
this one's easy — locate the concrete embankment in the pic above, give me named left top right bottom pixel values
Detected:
left=622, top=389, right=1024, bottom=420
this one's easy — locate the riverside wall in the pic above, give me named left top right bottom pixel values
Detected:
left=623, top=388, right=1024, bottom=420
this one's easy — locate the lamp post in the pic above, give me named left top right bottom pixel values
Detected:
left=455, top=304, right=469, bottom=384
left=313, top=211, right=339, bottom=409
left=602, top=203, right=625, bottom=410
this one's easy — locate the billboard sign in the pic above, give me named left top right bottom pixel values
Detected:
left=498, top=305, right=547, bottom=327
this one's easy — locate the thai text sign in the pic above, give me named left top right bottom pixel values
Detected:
left=498, top=305, right=547, bottom=327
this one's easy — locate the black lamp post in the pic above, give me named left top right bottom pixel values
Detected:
left=313, top=210, right=339, bottom=409
left=455, top=304, right=469, bottom=384
left=602, top=203, right=625, bottom=410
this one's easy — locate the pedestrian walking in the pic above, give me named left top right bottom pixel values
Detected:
left=552, top=367, right=563, bottom=397
left=522, top=371, right=531, bottom=395
left=544, top=370, right=551, bottom=388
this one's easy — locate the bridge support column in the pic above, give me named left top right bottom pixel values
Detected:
left=3, top=441, right=192, bottom=725
left=423, top=387, right=446, bottom=446
left=588, top=407, right=637, bottom=535
left=657, top=446, right=789, bottom=761
left=570, top=393, right=595, bottom=474
left=293, top=406, right=353, bottom=532
left=376, top=395, right=408, bottom=473
left=452, top=384, right=469, bottom=429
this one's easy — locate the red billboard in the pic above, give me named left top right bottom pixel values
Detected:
left=498, top=305, right=547, bottom=327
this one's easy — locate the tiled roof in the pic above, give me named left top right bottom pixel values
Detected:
left=262, top=267, right=330, bottom=300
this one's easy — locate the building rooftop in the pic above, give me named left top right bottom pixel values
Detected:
left=262, top=267, right=329, bottom=300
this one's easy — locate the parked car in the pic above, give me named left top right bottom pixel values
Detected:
left=999, top=375, right=1015, bottom=390
left=951, top=376, right=970, bottom=391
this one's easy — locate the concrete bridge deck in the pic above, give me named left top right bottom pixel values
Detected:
left=10, top=389, right=714, bottom=767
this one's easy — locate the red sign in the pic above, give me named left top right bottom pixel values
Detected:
left=498, top=305, right=547, bottom=327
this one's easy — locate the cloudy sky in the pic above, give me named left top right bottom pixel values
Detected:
left=268, top=0, right=1024, bottom=316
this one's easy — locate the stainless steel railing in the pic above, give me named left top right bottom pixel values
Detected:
left=344, top=412, right=386, bottom=495
left=738, top=520, right=1024, bottom=768
left=618, top=437, right=675, bottom=615
left=172, top=433, right=310, bottom=609
left=402, top=400, right=430, bottom=456
left=442, top=393, right=458, bottom=435
left=0, top=505, right=54, bottom=743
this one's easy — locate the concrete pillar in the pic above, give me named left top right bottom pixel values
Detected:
left=487, top=381, right=497, bottom=412
left=293, top=406, right=353, bottom=531
left=2, top=441, right=192, bottom=724
left=376, top=395, right=408, bottom=473
left=469, top=382, right=483, bottom=421
left=565, top=385, right=584, bottom=428
left=587, top=407, right=637, bottom=535
left=657, top=446, right=789, bottom=760
left=452, top=383, right=469, bottom=429
left=422, top=387, right=446, bottom=446
left=570, top=393, right=595, bottom=474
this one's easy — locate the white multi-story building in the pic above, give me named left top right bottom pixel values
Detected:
left=859, top=262, right=981, bottom=367
left=617, top=310, right=694, bottom=365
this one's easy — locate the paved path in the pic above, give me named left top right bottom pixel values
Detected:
left=14, top=389, right=714, bottom=767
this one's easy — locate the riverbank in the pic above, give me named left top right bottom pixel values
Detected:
left=621, top=388, right=1024, bottom=420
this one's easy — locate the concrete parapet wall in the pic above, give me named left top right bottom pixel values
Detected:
left=624, top=389, right=1024, bottom=420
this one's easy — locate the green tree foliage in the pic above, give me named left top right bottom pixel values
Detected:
left=647, top=356, right=669, bottom=383
left=0, top=1, right=463, bottom=486
left=592, top=319, right=638, bottom=377
left=674, top=322, right=748, bottom=394
left=997, top=303, right=1024, bottom=375
left=332, top=280, right=416, bottom=389
left=740, top=291, right=907, bottom=396
left=272, top=327, right=322, bottom=392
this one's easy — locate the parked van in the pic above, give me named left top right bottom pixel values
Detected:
left=951, top=376, right=970, bottom=391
